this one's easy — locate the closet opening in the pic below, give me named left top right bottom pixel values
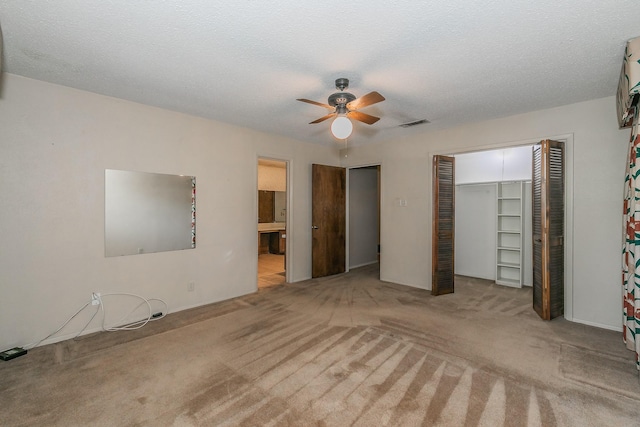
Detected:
left=453, top=146, right=534, bottom=289
left=433, top=137, right=572, bottom=319
left=433, top=137, right=572, bottom=321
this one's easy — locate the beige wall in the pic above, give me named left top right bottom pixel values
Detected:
left=0, top=71, right=629, bottom=349
left=257, top=164, right=286, bottom=192
left=0, top=73, right=339, bottom=350
left=341, top=96, right=629, bottom=331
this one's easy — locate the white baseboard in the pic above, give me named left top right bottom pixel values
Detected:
left=569, top=317, right=622, bottom=332
left=349, top=260, right=379, bottom=269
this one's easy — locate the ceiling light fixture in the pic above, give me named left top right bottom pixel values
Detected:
left=330, top=116, right=353, bottom=139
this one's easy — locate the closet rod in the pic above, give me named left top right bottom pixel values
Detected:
left=456, top=180, right=531, bottom=187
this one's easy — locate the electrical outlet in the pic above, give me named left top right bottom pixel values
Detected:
left=91, top=292, right=101, bottom=306
left=187, top=282, right=195, bottom=292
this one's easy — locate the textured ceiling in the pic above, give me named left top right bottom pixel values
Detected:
left=1, top=1, right=639, bottom=147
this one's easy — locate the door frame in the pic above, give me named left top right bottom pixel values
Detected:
left=346, top=163, right=382, bottom=273
left=256, top=155, right=292, bottom=285
left=428, top=134, right=574, bottom=320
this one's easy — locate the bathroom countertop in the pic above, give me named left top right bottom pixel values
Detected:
left=258, top=222, right=286, bottom=232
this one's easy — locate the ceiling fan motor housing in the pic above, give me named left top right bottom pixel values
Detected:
left=328, top=92, right=356, bottom=108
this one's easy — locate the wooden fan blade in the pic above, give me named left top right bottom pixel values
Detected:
left=310, top=113, right=336, bottom=124
left=347, top=110, right=380, bottom=125
left=297, top=98, right=334, bottom=110
left=346, top=91, right=385, bottom=110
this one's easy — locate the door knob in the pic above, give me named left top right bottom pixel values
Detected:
left=311, top=225, right=319, bottom=230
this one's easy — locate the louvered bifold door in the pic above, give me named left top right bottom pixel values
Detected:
left=532, top=140, right=564, bottom=320
left=532, top=145, right=543, bottom=316
left=432, top=155, right=455, bottom=295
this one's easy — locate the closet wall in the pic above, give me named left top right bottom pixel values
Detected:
left=454, top=146, right=533, bottom=285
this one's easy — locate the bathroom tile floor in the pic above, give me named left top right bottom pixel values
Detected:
left=258, top=253, right=285, bottom=288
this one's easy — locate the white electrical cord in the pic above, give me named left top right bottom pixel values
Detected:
left=74, top=303, right=101, bottom=339
left=98, top=293, right=168, bottom=331
left=24, top=293, right=168, bottom=350
left=25, top=301, right=96, bottom=349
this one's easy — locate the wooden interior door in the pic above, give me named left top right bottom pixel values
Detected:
left=532, top=140, right=564, bottom=320
left=432, top=155, right=455, bottom=295
left=312, top=164, right=346, bottom=278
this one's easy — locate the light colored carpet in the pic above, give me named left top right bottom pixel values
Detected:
left=1, top=265, right=639, bottom=426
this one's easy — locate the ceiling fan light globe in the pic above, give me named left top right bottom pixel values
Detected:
left=331, top=116, right=353, bottom=139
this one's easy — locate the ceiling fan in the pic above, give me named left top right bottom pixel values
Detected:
left=297, top=78, right=385, bottom=139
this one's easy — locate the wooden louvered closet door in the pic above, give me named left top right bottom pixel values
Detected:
left=532, top=140, right=564, bottom=320
left=432, top=155, right=455, bottom=295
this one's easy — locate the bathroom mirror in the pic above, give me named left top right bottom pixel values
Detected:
left=105, top=169, right=195, bottom=257
left=258, top=191, right=286, bottom=223
left=274, top=191, right=286, bottom=222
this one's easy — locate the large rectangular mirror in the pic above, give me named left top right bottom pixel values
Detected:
left=258, top=191, right=286, bottom=223
left=105, top=169, right=195, bottom=257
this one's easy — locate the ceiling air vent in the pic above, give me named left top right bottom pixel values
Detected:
left=399, top=119, right=430, bottom=128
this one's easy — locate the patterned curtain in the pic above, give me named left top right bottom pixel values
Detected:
left=623, top=108, right=640, bottom=370
left=621, top=37, right=640, bottom=371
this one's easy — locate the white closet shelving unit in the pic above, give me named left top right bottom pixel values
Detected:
left=496, top=181, right=525, bottom=287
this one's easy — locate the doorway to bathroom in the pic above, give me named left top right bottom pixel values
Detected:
left=257, top=158, right=288, bottom=288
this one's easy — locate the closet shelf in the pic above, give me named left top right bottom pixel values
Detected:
left=497, top=261, right=521, bottom=268
left=496, top=278, right=521, bottom=287
left=496, top=181, right=524, bottom=288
